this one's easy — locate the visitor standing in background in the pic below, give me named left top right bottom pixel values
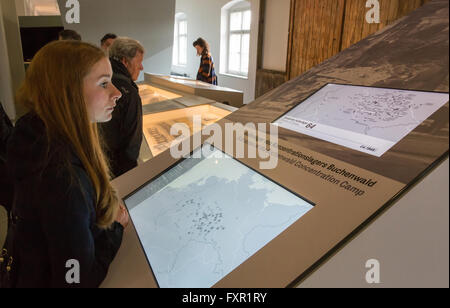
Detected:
left=100, top=33, right=117, bottom=53
left=58, top=29, right=82, bottom=41
left=193, top=38, right=218, bottom=85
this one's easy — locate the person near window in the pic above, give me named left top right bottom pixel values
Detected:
left=98, top=37, right=145, bottom=178
left=58, top=29, right=82, bottom=41
left=193, top=38, right=218, bottom=85
left=3, top=40, right=128, bottom=288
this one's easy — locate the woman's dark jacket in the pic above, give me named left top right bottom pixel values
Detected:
left=0, top=102, right=13, bottom=161
left=99, top=58, right=143, bottom=179
left=0, top=102, right=13, bottom=210
left=5, top=113, right=123, bottom=288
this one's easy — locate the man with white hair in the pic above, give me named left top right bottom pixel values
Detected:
left=99, top=37, right=145, bottom=178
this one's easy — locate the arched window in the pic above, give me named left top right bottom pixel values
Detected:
left=221, top=1, right=251, bottom=77
left=172, top=12, right=188, bottom=67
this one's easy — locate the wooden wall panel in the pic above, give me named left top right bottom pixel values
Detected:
left=289, top=0, right=346, bottom=79
left=255, top=0, right=431, bottom=99
left=255, top=69, right=287, bottom=98
left=287, top=0, right=430, bottom=80
left=341, top=0, right=430, bottom=50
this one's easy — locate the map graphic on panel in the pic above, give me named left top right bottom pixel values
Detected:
left=125, top=146, right=314, bottom=288
left=274, top=84, right=449, bottom=157
left=142, top=105, right=231, bottom=156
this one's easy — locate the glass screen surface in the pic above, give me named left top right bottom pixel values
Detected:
left=125, top=145, right=314, bottom=288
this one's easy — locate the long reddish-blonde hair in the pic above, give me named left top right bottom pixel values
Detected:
left=16, top=40, right=119, bottom=229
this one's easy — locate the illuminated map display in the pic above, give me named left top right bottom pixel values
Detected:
left=142, top=105, right=231, bottom=156
left=274, top=84, right=449, bottom=157
left=138, top=84, right=182, bottom=105
left=124, top=145, right=314, bottom=288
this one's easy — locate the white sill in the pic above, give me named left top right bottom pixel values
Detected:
left=220, top=72, right=249, bottom=80
left=172, top=64, right=187, bottom=70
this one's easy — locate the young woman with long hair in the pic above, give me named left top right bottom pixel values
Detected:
left=2, top=40, right=129, bottom=288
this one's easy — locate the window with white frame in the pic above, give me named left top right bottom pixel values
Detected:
left=227, top=7, right=251, bottom=76
left=172, top=13, right=188, bottom=67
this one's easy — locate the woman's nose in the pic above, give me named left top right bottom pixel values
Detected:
left=111, top=84, right=122, bottom=101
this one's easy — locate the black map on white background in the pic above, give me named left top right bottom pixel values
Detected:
left=275, top=84, right=449, bottom=156
left=126, top=147, right=313, bottom=288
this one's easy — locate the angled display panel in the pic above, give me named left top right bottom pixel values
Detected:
left=138, top=84, right=182, bottom=105
left=142, top=105, right=232, bottom=156
left=274, top=84, right=449, bottom=157
left=145, top=73, right=244, bottom=108
left=124, top=145, right=314, bottom=288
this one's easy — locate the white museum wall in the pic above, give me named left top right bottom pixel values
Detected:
left=262, top=0, right=290, bottom=72
left=15, top=0, right=61, bottom=16
left=0, top=2, right=15, bottom=119
left=56, top=0, right=176, bottom=81
left=0, top=0, right=26, bottom=120
left=14, top=0, right=26, bottom=16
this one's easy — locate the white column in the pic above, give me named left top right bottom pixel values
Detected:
left=14, top=0, right=26, bottom=16
left=0, top=0, right=26, bottom=120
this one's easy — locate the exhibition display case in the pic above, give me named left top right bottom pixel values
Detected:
left=138, top=83, right=215, bottom=115
left=102, top=1, right=449, bottom=288
left=137, top=80, right=237, bottom=162
left=145, top=73, right=244, bottom=108
left=142, top=104, right=232, bottom=157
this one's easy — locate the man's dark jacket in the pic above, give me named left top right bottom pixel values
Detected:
left=99, top=58, right=143, bottom=178
left=5, top=113, right=123, bottom=288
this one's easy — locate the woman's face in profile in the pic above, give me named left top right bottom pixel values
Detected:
left=83, top=57, right=122, bottom=123
left=195, top=45, right=203, bottom=56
